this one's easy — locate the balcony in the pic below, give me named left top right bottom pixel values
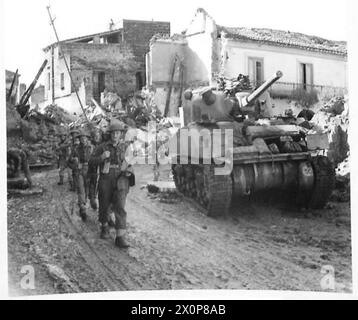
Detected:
left=262, top=81, right=347, bottom=100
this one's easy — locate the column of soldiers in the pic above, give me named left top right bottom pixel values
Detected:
left=56, top=119, right=135, bottom=249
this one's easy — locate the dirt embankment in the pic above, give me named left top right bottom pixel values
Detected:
left=8, top=165, right=352, bottom=296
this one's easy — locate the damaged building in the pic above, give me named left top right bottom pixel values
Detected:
left=42, top=19, right=170, bottom=114
left=6, top=70, right=26, bottom=105
left=147, top=8, right=348, bottom=116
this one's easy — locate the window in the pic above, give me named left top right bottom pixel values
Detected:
left=98, top=72, right=105, bottom=94
left=136, top=72, right=144, bottom=90
left=60, top=73, right=65, bottom=90
left=93, top=72, right=106, bottom=103
left=248, top=57, right=264, bottom=87
left=47, top=73, right=50, bottom=91
left=299, top=63, right=313, bottom=90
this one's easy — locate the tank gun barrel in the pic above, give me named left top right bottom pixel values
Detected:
left=241, top=71, right=283, bottom=107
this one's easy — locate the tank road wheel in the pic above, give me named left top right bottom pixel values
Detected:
left=307, top=156, right=335, bottom=209
left=202, top=165, right=233, bottom=217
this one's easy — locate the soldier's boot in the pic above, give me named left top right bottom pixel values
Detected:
left=90, top=198, right=98, bottom=210
left=100, top=224, right=110, bottom=240
left=58, top=176, right=64, bottom=185
left=115, top=229, right=129, bottom=249
left=79, top=207, right=87, bottom=222
left=108, top=212, right=116, bottom=228
left=115, top=236, right=129, bottom=249
left=71, top=176, right=78, bottom=192
left=69, top=179, right=74, bottom=190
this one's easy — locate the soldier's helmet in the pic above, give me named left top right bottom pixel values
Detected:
left=70, top=127, right=80, bottom=136
left=57, top=127, right=68, bottom=137
left=108, top=119, right=128, bottom=132
left=78, top=128, right=91, bottom=138
left=72, top=132, right=81, bottom=140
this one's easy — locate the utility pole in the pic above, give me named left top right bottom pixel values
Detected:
left=46, top=5, right=89, bottom=123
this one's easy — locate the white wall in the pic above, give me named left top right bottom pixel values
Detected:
left=43, top=45, right=86, bottom=115
left=43, top=46, right=72, bottom=104
left=185, top=9, right=217, bottom=86
left=149, top=40, right=186, bottom=85
left=54, top=80, right=86, bottom=115
left=54, top=46, right=72, bottom=99
left=223, top=40, right=347, bottom=88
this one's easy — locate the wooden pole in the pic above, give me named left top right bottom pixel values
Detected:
left=19, top=59, right=48, bottom=106
left=46, top=5, right=89, bottom=123
left=164, top=55, right=178, bottom=117
left=177, top=61, right=185, bottom=111
left=7, top=69, right=18, bottom=102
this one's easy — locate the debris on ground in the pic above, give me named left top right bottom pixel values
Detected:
left=331, top=155, right=350, bottom=203
left=321, top=96, right=346, bottom=116
left=7, top=167, right=352, bottom=295
left=147, top=181, right=176, bottom=193
left=215, top=73, right=253, bottom=95
left=8, top=186, right=44, bottom=197
left=46, top=264, right=79, bottom=292
left=308, top=96, right=349, bottom=167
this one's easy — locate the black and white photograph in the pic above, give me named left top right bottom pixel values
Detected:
left=1, top=0, right=357, bottom=299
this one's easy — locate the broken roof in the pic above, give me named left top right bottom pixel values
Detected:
left=44, top=19, right=171, bottom=52
left=43, top=28, right=123, bottom=51
left=217, top=25, right=347, bottom=56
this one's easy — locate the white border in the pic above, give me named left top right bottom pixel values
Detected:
left=1, top=0, right=357, bottom=300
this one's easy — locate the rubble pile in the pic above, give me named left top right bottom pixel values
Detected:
left=215, top=74, right=253, bottom=96
left=309, top=96, right=349, bottom=167
left=74, top=89, right=163, bottom=130
left=43, top=104, right=76, bottom=125
left=321, top=96, right=345, bottom=116
left=331, top=154, right=350, bottom=202
left=7, top=103, right=73, bottom=166
left=306, top=95, right=350, bottom=202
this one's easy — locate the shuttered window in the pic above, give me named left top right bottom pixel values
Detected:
left=60, top=73, right=65, bottom=90
left=248, top=57, right=264, bottom=87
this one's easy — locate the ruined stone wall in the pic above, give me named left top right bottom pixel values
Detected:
left=62, top=43, right=138, bottom=99
left=122, top=20, right=170, bottom=82
left=46, top=43, right=137, bottom=112
left=42, top=42, right=139, bottom=114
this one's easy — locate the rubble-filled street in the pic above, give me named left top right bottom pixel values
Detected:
left=8, top=164, right=351, bottom=295
left=4, top=1, right=354, bottom=301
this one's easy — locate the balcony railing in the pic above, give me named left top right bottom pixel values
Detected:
left=251, top=81, right=347, bottom=100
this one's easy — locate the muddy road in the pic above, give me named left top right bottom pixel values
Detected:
left=8, top=165, right=352, bottom=295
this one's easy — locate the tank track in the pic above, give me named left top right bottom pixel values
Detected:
left=172, top=164, right=232, bottom=217
left=307, top=155, right=335, bottom=209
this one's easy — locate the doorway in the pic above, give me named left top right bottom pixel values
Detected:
left=93, top=71, right=106, bottom=103
left=299, top=63, right=313, bottom=90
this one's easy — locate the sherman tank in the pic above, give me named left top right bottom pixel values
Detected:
left=171, top=71, right=335, bottom=217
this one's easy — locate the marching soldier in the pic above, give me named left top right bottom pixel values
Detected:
left=69, top=128, right=80, bottom=192
left=7, top=147, right=33, bottom=188
left=90, top=119, right=135, bottom=249
left=69, top=129, right=94, bottom=221
left=88, top=128, right=103, bottom=210
left=56, top=128, right=72, bottom=188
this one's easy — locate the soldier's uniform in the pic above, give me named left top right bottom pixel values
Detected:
left=68, top=128, right=80, bottom=192
left=69, top=129, right=94, bottom=221
left=88, top=128, right=102, bottom=210
left=7, top=147, right=32, bottom=187
left=90, top=120, right=134, bottom=248
left=57, top=130, right=72, bottom=187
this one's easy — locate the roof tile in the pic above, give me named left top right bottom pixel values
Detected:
left=217, top=25, right=347, bottom=56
